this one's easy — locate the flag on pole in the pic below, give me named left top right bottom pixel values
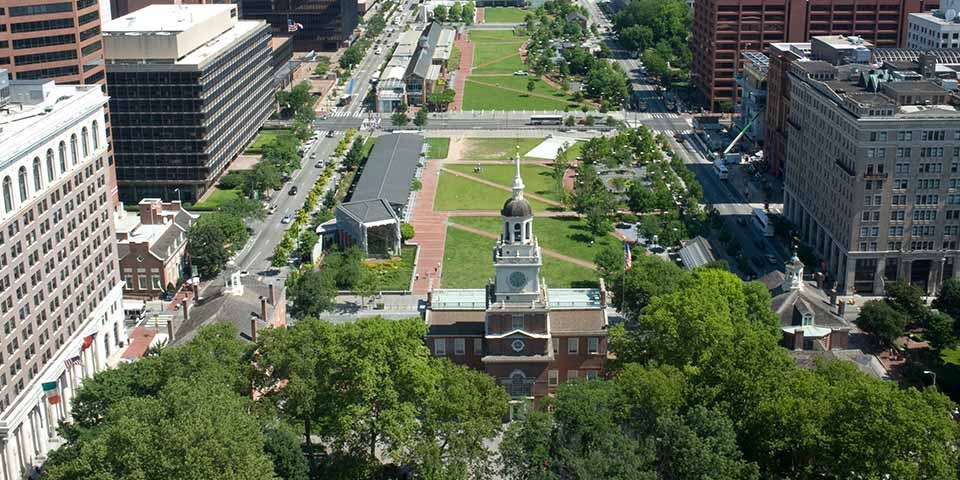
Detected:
left=64, top=355, right=81, bottom=368
left=287, top=18, right=303, bottom=32
left=623, top=241, right=633, bottom=271
left=42, top=381, right=61, bottom=405
left=81, top=333, right=96, bottom=351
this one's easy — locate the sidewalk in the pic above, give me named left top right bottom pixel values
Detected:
left=450, top=35, right=474, bottom=112
left=410, top=160, right=449, bottom=294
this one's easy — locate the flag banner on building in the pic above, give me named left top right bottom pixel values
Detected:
left=623, top=241, right=633, bottom=271
left=81, top=333, right=96, bottom=351
left=64, top=356, right=82, bottom=368
left=287, top=19, right=303, bottom=32
left=42, top=381, right=61, bottom=405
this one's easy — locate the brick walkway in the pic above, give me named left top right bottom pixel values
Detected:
left=448, top=222, right=597, bottom=269
left=450, top=35, right=474, bottom=112
left=476, top=7, right=485, bottom=23
left=410, top=160, right=449, bottom=294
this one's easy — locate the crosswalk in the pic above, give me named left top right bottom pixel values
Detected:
left=322, top=110, right=370, bottom=119
left=630, top=112, right=687, bottom=120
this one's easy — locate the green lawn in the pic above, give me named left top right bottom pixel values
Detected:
left=469, top=30, right=527, bottom=42
left=943, top=346, right=960, bottom=365
left=472, top=55, right=526, bottom=75
left=362, top=137, right=376, bottom=157
left=445, top=163, right=560, bottom=201
left=435, top=172, right=553, bottom=211
left=425, top=137, right=450, bottom=159
left=463, top=80, right=575, bottom=110
left=483, top=7, right=527, bottom=23
left=449, top=44, right=462, bottom=70
left=192, top=187, right=241, bottom=211
left=450, top=215, right=617, bottom=263
left=441, top=226, right=597, bottom=288
left=247, top=129, right=291, bottom=153
left=365, top=246, right=415, bottom=291
left=462, top=137, right=544, bottom=160
left=474, top=76, right=569, bottom=98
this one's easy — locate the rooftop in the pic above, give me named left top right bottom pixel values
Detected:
left=350, top=133, right=424, bottom=208
left=103, top=4, right=233, bottom=33
left=337, top=198, right=398, bottom=224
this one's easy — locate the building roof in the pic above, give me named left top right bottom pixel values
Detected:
left=550, top=310, right=607, bottom=334
left=769, top=281, right=850, bottom=331
left=350, top=133, right=423, bottom=207
left=501, top=197, right=533, bottom=217
left=678, top=236, right=716, bottom=271
left=424, top=310, right=486, bottom=335
left=175, top=275, right=282, bottom=345
left=337, top=198, right=398, bottom=224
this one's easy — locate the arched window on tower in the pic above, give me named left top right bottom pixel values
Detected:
left=91, top=121, right=100, bottom=149
left=46, top=149, right=55, bottom=182
left=58, top=141, right=67, bottom=172
left=2, top=176, right=12, bottom=213
left=81, top=127, right=89, bottom=157
left=70, top=134, right=78, bottom=165
left=513, top=222, right=522, bottom=242
left=32, top=157, right=42, bottom=191
left=525, top=221, right=531, bottom=241
left=17, top=167, right=28, bottom=202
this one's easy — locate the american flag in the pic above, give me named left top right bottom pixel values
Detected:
left=623, top=241, right=633, bottom=271
left=64, top=355, right=81, bottom=368
left=287, top=19, right=304, bottom=32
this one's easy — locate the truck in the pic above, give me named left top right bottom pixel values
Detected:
left=337, top=94, right=353, bottom=106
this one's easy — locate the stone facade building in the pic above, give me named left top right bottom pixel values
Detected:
left=0, top=74, right=125, bottom=479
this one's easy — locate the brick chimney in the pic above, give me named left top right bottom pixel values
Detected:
left=167, top=318, right=175, bottom=342
left=138, top=199, right=164, bottom=225
left=598, top=278, right=607, bottom=307
left=260, top=297, right=268, bottom=326
left=268, top=283, right=276, bottom=306
left=792, top=329, right=805, bottom=350
left=250, top=316, right=259, bottom=343
left=181, top=299, right=189, bottom=324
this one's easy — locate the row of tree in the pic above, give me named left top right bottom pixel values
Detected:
left=518, top=254, right=960, bottom=479
left=432, top=1, right=475, bottom=24
left=613, top=0, right=691, bottom=85
left=43, top=318, right=510, bottom=480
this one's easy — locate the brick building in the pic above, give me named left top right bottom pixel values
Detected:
left=424, top=153, right=608, bottom=411
left=692, top=0, right=936, bottom=111
left=115, top=198, right=196, bottom=299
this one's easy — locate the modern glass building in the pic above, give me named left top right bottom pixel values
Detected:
left=103, top=4, right=273, bottom=203
left=239, top=0, right=358, bottom=51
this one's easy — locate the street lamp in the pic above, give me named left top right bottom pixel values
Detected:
left=923, top=370, right=937, bottom=389
left=173, top=188, right=181, bottom=203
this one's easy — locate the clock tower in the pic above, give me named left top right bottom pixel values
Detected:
left=493, top=148, right=542, bottom=303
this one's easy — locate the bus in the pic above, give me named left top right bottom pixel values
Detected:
left=752, top=207, right=774, bottom=237
left=713, top=160, right=728, bottom=180
left=529, top=115, right=563, bottom=125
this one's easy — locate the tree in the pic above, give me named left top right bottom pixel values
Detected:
left=564, top=115, right=576, bottom=126
left=413, top=108, right=429, bottom=128
left=353, top=269, right=379, bottom=308
left=245, top=161, right=283, bottom=198
left=298, top=231, right=320, bottom=263
left=427, top=88, right=456, bottom=111
left=449, top=1, right=462, bottom=21
left=934, top=277, right=960, bottom=323
left=188, top=213, right=249, bottom=278
left=339, top=45, right=364, bottom=69
left=343, top=137, right=367, bottom=169
left=885, top=279, right=927, bottom=322
left=220, top=197, right=266, bottom=221
left=324, top=246, right=365, bottom=289
left=462, top=1, right=475, bottom=24
left=856, top=300, right=908, bottom=349
left=653, top=406, right=760, bottom=480
left=595, top=244, right=626, bottom=280
left=262, top=424, right=310, bottom=480
left=925, top=311, right=957, bottom=351
left=433, top=4, right=448, bottom=22
left=288, top=269, right=336, bottom=318
left=526, top=77, right=536, bottom=93
left=585, top=204, right=611, bottom=237
left=499, top=409, right=555, bottom=480
left=400, top=222, right=415, bottom=243
left=392, top=102, right=410, bottom=127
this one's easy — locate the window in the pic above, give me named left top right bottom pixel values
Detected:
left=585, top=370, right=598, bottom=380
left=474, top=338, right=482, bottom=355
left=548, top=369, right=559, bottom=386
left=17, top=167, right=27, bottom=202
left=80, top=127, right=89, bottom=157
left=434, top=338, right=446, bottom=356
left=587, top=337, right=599, bottom=354
left=123, top=275, right=132, bottom=289
left=552, top=337, right=559, bottom=354
left=151, top=275, right=161, bottom=290
left=31, top=157, right=41, bottom=192
left=70, top=134, right=78, bottom=165
left=91, top=121, right=99, bottom=149
left=2, top=177, right=11, bottom=213
left=58, top=141, right=66, bottom=172
left=511, top=314, right=523, bottom=331
left=45, top=150, right=55, bottom=182
left=454, top=338, right=465, bottom=355
left=567, top=370, right=579, bottom=381
left=567, top=337, right=579, bottom=354
left=137, top=275, right=146, bottom=289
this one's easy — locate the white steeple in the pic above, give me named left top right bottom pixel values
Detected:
left=511, top=146, right=524, bottom=200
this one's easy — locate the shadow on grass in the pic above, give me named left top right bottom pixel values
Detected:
left=546, top=206, right=566, bottom=212
left=571, top=279, right=600, bottom=288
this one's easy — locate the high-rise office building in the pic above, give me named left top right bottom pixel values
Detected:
left=782, top=40, right=960, bottom=294
left=103, top=4, right=273, bottom=203
left=239, top=0, right=358, bottom=51
left=0, top=71, right=125, bottom=479
left=107, top=0, right=232, bottom=20
left=692, top=0, right=935, bottom=111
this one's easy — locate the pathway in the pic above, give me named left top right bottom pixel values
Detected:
left=448, top=222, right=597, bottom=269
left=410, top=159, right=449, bottom=294
left=439, top=167, right=563, bottom=207
left=475, top=7, right=485, bottom=23
left=450, top=36, right=474, bottom=112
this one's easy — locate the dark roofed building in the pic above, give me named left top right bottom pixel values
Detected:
left=329, top=133, right=423, bottom=255
left=116, top=199, right=198, bottom=299
left=678, top=236, right=716, bottom=271
left=175, top=272, right=286, bottom=345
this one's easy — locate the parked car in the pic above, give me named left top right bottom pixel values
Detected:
left=281, top=215, right=293, bottom=224
left=289, top=186, right=298, bottom=195
left=315, top=161, right=325, bottom=168
left=513, top=70, right=528, bottom=76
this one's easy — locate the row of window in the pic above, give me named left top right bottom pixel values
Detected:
left=433, top=337, right=601, bottom=356
left=123, top=274, right=162, bottom=291
left=2, top=120, right=100, bottom=215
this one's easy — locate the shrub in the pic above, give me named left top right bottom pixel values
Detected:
left=219, top=171, right=247, bottom=190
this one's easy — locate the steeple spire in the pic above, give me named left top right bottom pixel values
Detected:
left=511, top=145, right=524, bottom=200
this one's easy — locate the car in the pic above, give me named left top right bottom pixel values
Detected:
left=375, top=47, right=383, bottom=55
left=289, top=186, right=298, bottom=195
left=315, top=161, right=325, bottom=168
left=513, top=70, right=529, bottom=76
left=326, top=130, right=335, bottom=137
left=281, top=214, right=293, bottom=224
left=766, top=254, right=778, bottom=265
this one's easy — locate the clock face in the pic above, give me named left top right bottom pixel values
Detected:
left=511, top=339, right=525, bottom=352
left=509, top=271, right=527, bottom=289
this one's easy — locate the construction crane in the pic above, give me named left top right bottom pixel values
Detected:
left=716, top=111, right=761, bottom=163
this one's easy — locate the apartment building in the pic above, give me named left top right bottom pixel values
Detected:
left=103, top=4, right=273, bottom=203
left=692, top=0, right=935, bottom=111
left=907, top=7, right=960, bottom=48
left=238, top=0, right=358, bottom=51
left=0, top=73, right=125, bottom=480
left=783, top=47, right=960, bottom=294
